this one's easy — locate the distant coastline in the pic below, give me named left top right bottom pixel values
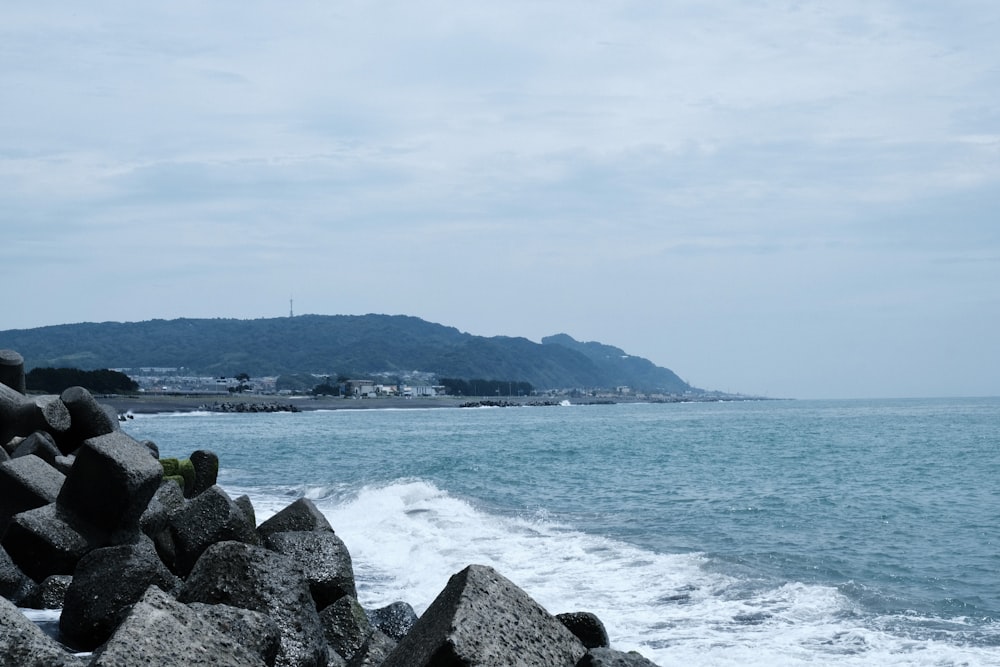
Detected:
left=100, top=392, right=769, bottom=416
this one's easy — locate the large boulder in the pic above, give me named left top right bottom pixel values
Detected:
left=0, top=595, right=87, bottom=667
left=557, top=611, right=610, bottom=649
left=0, top=454, right=65, bottom=532
left=319, top=595, right=371, bottom=663
left=366, top=601, right=418, bottom=641
left=0, top=544, right=38, bottom=607
left=0, top=349, right=25, bottom=394
left=0, top=385, right=71, bottom=451
left=257, top=497, right=333, bottom=540
left=188, top=602, right=282, bottom=667
left=179, top=541, right=328, bottom=667
left=24, top=574, right=72, bottom=610
left=345, top=629, right=396, bottom=667
left=56, top=431, right=164, bottom=544
left=263, top=530, right=356, bottom=610
left=90, top=585, right=272, bottom=667
left=59, top=537, right=182, bottom=651
left=140, top=478, right=187, bottom=539
left=380, top=564, right=587, bottom=667
left=167, top=485, right=260, bottom=576
left=59, top=386, right=119, bottom=450
left=188, top=449, right=220, bottom=498
left=0, top=504, right=92, bottom=582
left=11, top=431, right=61, bottom=466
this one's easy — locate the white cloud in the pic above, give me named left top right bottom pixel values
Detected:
left=1, top=0, right=998, bottom=397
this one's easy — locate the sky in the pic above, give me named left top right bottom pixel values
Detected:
left=2, top=2, right=999, bottom=399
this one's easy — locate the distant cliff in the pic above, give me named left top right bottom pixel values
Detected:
left=0, top=315, right=698, bottom=393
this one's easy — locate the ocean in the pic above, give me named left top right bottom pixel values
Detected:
left=119, top=397, right=1000, bottom=665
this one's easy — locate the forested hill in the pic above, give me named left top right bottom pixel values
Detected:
left=0, top=315, right=697, bottom=393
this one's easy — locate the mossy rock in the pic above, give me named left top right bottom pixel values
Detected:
left=159, top=458, right=196, bottom=494
left=163, top=474, right=186, bottom=492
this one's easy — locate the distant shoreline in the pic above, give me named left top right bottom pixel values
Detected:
left=100, top=393, right=476, bottom=415
left=99, top=392, right=764, bottom=416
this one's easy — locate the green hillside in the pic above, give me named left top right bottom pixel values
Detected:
left=0, top=315, right=698, bottom=393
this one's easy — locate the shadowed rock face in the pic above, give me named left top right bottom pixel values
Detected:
left=381, top=564, right=587, bottom=667
left=0, top=454, right=65, bottom=532
left=0, top=594, right=87, bottom=666
left=0, top=544, right=39, bottom=607
left=557, top=611, right=610, bottom=649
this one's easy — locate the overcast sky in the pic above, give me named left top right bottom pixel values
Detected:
left=3, top=2, right=998, bottom=399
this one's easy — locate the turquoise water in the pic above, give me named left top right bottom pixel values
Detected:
left=125, top=398, right=1000, bottom=665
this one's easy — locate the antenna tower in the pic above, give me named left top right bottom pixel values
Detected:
left=289, top=298, right=294, bottom=318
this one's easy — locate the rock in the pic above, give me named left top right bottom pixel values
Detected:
left=380, top=564, right=587, bottom=667
left=235, top=494, right=256, bottom=526
left=90, top=585, right=271, bottom=667
left=141, top=479, right=188, bottom=569
left=140, top=439, right=159, bottom=458
left=59, top=537, right=182, bottom=651
left=0, top=349, right=25, bottom=394
left=257, top=497, right=333, bottom=540
left=0, top=594, right=87, bottom=666
left=188, top=449, right=220, bottom=497
left=11, top=430, right=61, bottom=466
left=56, top=430, right=164, bottom=544
left=0, top=504, right=91, bottom=582
left=24, top=574, right=72, bottom=610
left=59, top=386, right=119, bottom=449
left=0, top=544, right=39, bottom=606
left=0, top=446, right=8, bottom=463
left=179, top=541, right=328, bottom=667
left=345, top=629, right=396, bottom=667
left=1, top=436, right=20, bottom=458
left=168, top=485, right=260, bottom=576
left=0, top=454, right=65, bottom=533
left=263, top=530, right=356, bottom=610
left=557, top=611, right=610, bottom=649
left=577, top=647, right=662, bottom=666
left=140, top=478, right=187, bottom=539
left=51, top=454, right=74, bottom=475
left=188, top=601, right=282, bottom=667
left=366, top=601, right=418, bottom=641
left=319, top=595, right=371, bottom=662
left=159, top=458, right=195, bottom=495
left=0, top=385, right=71, bottom=450
left=27, top=395, right=73, bottom=446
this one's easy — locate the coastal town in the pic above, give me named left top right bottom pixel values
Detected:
left=117, top=368, right=711, bottom=404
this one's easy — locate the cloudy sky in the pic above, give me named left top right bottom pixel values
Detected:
left=3, top=2, right=998, bottom=399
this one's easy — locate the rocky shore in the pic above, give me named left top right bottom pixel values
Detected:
left=0, top=349, right=660, bottom=666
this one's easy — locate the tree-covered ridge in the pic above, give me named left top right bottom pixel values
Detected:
left=0, top=314, right=697, bottom=393
left=25, top=367, right=139, bottom=394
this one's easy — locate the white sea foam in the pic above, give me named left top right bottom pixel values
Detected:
left=242, top=479, right=1000, bottom=666
left=129, top=410, right=215, bottom=419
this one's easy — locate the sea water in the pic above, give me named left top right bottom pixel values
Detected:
left=124, top=398, right=1000, bottom=665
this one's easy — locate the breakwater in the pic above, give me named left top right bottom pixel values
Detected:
left=0, top=349, right=659, bottom=666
